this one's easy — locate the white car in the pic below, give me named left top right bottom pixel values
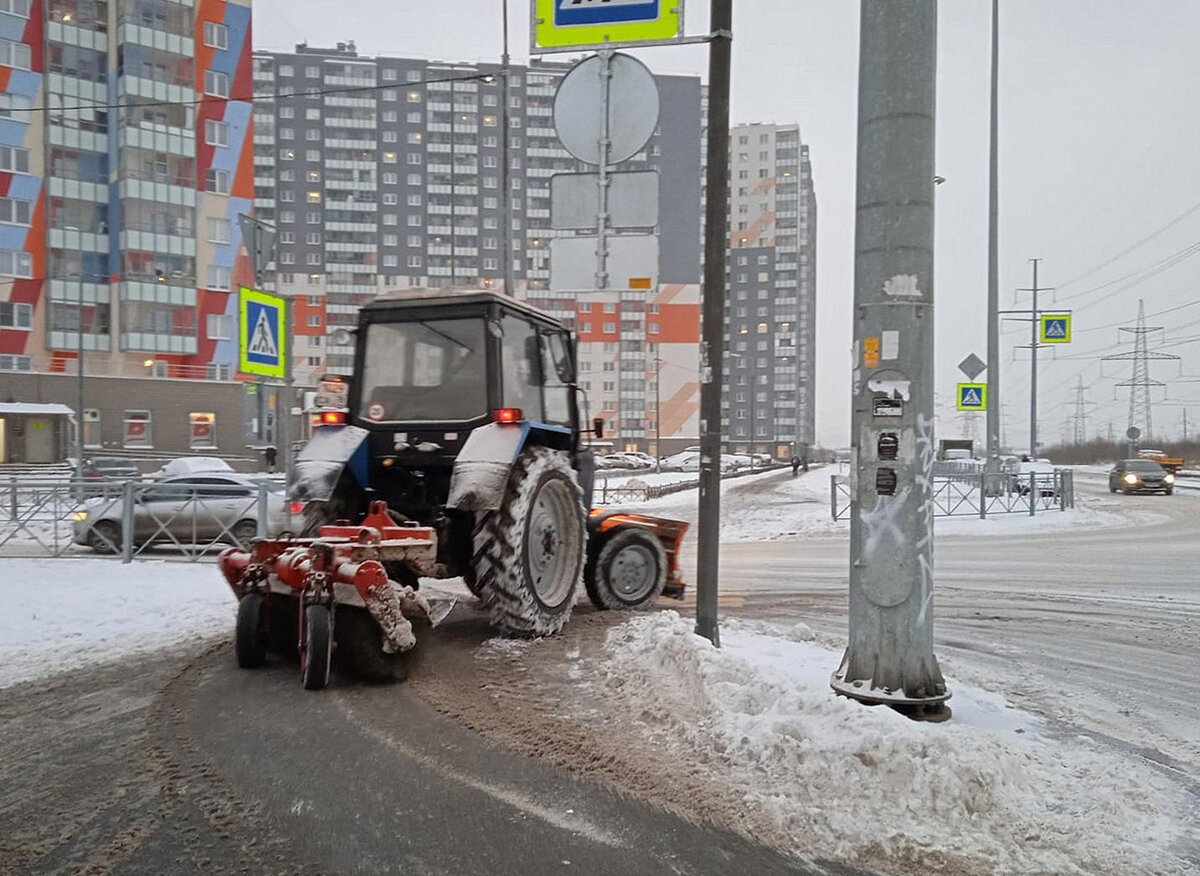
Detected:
left=660, top=451, right=701, bottom=472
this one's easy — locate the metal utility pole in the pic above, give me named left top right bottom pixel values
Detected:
left=832, top=0, right=949, bottom=718
left=450, top=76, right=457, bottom=286
left=653, top=356, right=662, bottom=471
left=985, top=0, right=1001, bottom=470
left=500, top=0, right=516, bottom=297
left=695, top=0, right=732, bottom=647
left=75, top=276, right=85, bottom=478
left=1027, top=258, right=1040, bottom=458
left=1103, top=298, right=1179, bottom=445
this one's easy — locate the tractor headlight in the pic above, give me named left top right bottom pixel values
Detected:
left=72, top=510, right=88, bottom=522
left=1123, top=473, right=1138, bottom=485
left=1164, top=473, right=1175, bottom=484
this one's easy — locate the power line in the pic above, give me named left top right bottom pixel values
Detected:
left=1056, top=197, right=1200, bottom=290
left=1056, top=240, right=1200, bottom=305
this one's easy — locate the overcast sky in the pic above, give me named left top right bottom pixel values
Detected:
left=256, top=1, right=1200, bottom=449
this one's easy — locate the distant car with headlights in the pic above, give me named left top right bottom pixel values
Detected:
left=1109, top=459, right=1174, bottom=495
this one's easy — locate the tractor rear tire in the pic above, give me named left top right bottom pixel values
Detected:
left=585, top=528, right=667, bottom=611
left=301, top=604, right=333, bottom=690
left=235, top=592, right=267, bottom=668
left=472, top=446, right=585, bottom=637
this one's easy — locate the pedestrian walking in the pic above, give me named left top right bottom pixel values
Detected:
left=265, top=445, right=278, bottom=473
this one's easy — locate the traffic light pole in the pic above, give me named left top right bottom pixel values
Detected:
left=832, top=0, right=949, bottom=719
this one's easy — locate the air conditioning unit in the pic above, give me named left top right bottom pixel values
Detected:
left=83, top=408, right=101, bottom=422
left=151, top=361, right=168, bottom=378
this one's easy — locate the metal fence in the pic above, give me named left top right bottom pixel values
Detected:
left=831, top=469, right=1076, bottom=520
left=595, top=463, right=788, bottom=505
left=1, top=478, right=282, bottom=561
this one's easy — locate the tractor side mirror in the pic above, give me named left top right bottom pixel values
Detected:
left=593, top=417, right=605, bottom=439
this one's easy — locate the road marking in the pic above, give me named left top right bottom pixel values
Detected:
left=334, top=697, right=627, bottom=848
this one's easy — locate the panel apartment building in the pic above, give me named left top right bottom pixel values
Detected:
left=250, top=41, right=703, bottom=450
left=0, top=0, right=255, bottom=382
left=721, top=122, right=817, bottom=459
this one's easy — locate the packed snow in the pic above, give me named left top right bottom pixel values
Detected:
left=0, top=558, right=234, bottom=688
left=590, top=611, right=1195, bottom=875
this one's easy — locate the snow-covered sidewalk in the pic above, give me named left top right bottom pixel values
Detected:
left=587, top=612, right=1195, bottom=875
left=0, top=558, right=234, bottom=688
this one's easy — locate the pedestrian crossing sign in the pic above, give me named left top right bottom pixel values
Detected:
left=239, top=286, right=287, bottom=378
left=956, top=383, right=987, bottom=411
left=1040, top=313, right=1071, bottom=344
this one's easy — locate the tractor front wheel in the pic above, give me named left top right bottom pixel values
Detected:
left=473, top=446, right=584, bottom=637
left=585, top=528, right=667, bottom=611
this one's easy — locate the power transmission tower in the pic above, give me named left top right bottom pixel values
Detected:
left=1102, top=299, right=1179, bottom=445
left=1070, top=376, right=1094, bottom=445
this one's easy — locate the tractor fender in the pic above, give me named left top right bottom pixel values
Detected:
left=291, top=424, right=371, bottom=502
left=446, top=421, right=572, bottom=511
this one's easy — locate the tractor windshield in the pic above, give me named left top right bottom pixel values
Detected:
left=358, top=318, right=487, bottom=423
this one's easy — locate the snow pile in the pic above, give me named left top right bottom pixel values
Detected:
left=597, top=612, right=1192, bottom=875
left=0, top=558, right=234, bottom=688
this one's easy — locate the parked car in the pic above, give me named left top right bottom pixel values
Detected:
left=73, top=474, right=291, bottom=553
left=660, top=451, right=701, bottom=472
left=621, top=451, right=656, bottom=468
left=74, top=457, right=140, bottom=495
left=1108, top=459, right=1174, bottom=495
left=153, top=456, right=234, bottom=478
left=598, top=453, right=639, bottom=470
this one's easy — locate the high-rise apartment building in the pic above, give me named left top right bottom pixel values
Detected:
left=722, top=122, right=816, bottom=458
left=0, top=0, right=254, bottom=381
left=249, top=42, right=703, bottom=448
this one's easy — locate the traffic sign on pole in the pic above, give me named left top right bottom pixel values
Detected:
left=532, top=0, right=683, bottom=52
left=239, top=286, right=287, bottom=378
left=958, top=352, right=986, bottom=381
left=1039, top=313, right=1071, bottom=343
left=956, top=383, right=988, bottom=411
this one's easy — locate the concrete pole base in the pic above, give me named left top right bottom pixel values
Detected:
left=830, top=667, right=951, bottom=715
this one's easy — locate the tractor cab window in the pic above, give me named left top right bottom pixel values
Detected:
left=359, top=318, right=487, bottom=423
left=500, top=316, right=542, bottom=418
left=540, top=331, right=573, bottom=425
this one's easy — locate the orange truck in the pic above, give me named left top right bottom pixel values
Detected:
left=1137, top=449, right=1184, bottom=473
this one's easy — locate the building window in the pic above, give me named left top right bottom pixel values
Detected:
left=0, top=249, right=32, bottom=278
left=279, top=106, right=295, bottom=118
left=189, top=413, right=216, bottom=449
left=306, top=231, right=320, bottom=245
left=307, top=314, right=321, bottom=327
left=278, top=127, right=295, bottom=140
left=382, top=254, right=398, bottom=268
left=0, top=300, right=31, bottom=328
left=407, top=91, right=421, bottom=103
left=307, top=170, right=321, bottom=182
left=382, top=68, right=397, bottom=81
left=406, top=132, right=422, bottom=144
left=206, top=313, right=232, bottom=340
left=305, top=149, right=320, bottom=161
left=407, top=255, right=422, bottom=268
left=305, top=108, right=321, bottom=120
left=279, top=148, right=295, bottom=161
left=307, top=211, right=320, bottom=224
left=0, top=38, right=31, bottom=70
left=207, top=265, right=232, bottom=290
left=203, top=21, right=228, bottom=50
left=0, top=196, right=31, bottom=224
left=122, top=411, right=154, bottom=448
left=306, top=129, right=321, bottom=141
left=602, top=322, right=615, bottom=333
left=279, top=190, right=295, bottom=202
left=382, top=110, right=397, bottom=123
left=381, top=131, right=398, bottom=143
left=205, top=169, right=230, bottom=194
left=206, top=217, right=231, bottom=243
left=405, top=234, right=420, bottom=246
left=381, top=193, right=398, bottom=205
left=0, top=145, right=28, bottom=173
left=204, top=70, right=230, bottom=98
left=406, top=111, right=421, bottom=123
left=406, top=215, right=420, bottom=226
left=482, top=115, right=497, bottom=127
left=205, top=119, right=229, bottom=147
left=0, top=92, right=32, bottom=118
left=305, top=253, right=321, bottom=265
left=305, top=65, right=319, bottom=78
left=382, top=172, right=398, bottom=185
left=406, top=193, right=421, bottom=206
left=306, top=191, right=321, bottom=203
left=383, top=151, right=397, bottom=163
left=0, top=353, right=31, bottom=371
left=279, top=65, right=293, bottom=76
left=382, top=89, right=396, bottom=102
left=280, top=210, right=295, bottom=224
left=279, top=252, right=295, bottom=264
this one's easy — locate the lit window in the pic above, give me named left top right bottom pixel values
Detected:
left=306, top=191, right=321, bottom=203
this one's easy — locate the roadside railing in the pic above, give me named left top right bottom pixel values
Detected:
left=595, top=463, right=789, bottom=504
left=1, top=478, right=280, bottom=561
left=831, top=469, right=1075, bottom=520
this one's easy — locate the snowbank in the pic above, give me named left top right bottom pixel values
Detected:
left=0, top=558, right=234, bottom=688
left=594, top=612, right=1193, bottom=875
